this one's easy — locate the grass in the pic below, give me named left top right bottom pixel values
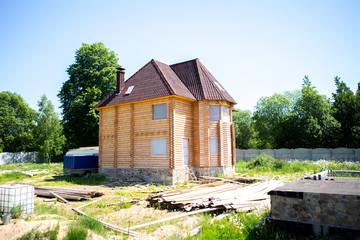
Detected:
left=42, top=174, right=108, bottom=186
left=17, top=223, right=60, bottom=240
left=34, top=202, right=70, bottom=218
left=64, top=225, right=88, bottom=240
left=0, top=163, right=62, bottom=171
left=235, top=154, right=360, bottom=182
left=183, top=208, right=296, bottom=240
left=0, top=171, right=29, bottom=184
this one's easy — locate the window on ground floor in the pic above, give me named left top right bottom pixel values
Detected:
left=151, top=139, right=167, bottom=156
left=210, top=138, right=219, bottom=154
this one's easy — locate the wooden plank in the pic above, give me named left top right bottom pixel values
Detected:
left=128, top=208, right=217, bottom=230
left=72, top=207, right=147, bottom=237
left=50, top=191, right=68, bottom=203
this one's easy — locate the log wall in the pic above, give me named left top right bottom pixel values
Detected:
left=98, top=96, right=235, bottom=170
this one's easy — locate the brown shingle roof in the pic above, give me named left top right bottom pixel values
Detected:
left=170, top=59, right=236, bottom=103
left=95, top=58, right=235, bottom=109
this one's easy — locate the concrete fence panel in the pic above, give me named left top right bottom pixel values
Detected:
left=312, top=148, right=332, bottom=161
left=260, top=149, right=276, bottom=159
left=276, top=148, right=293, bottom=160
left=244, top=149, right=260, bottom=161
left=355, top=149, right=360, bottom=162
left=236, top=148, right=360, bottom=162
left=332, top=148, right=354, bottom=162
left=236, top=149, right=245, bottom=161
left=293, top=148, right=311, bottom=160
left=0, top=152, right=42, bottom=165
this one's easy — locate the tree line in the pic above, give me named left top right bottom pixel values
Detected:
left=0, top=93, right=65, bottom=162
left=1, top=42, right=359, bottom=163
left=233, top=76, right=360, bottom=149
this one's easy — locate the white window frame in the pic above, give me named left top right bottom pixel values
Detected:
left=222, top=106, right=230, bottom=122
left=209, top=105, right=220, bottom=121
left=153, top=103, right=167, bottom=120
left=151, top=139, right=167, bottom=156
left=210, top=138, right=219, bottom=154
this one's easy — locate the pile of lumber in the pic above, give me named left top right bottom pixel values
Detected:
left=148, top=180, right=282, bottom=212
left=35, top=186, right=104, bottom=201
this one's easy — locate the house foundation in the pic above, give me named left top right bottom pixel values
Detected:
left=268, top=175, right=360, bottom=237
left=100, top=166, right=235, bottom=185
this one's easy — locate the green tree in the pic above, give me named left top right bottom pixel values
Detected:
left=253, top=91, right=299, bottom=149
left=34, top=95, right=66, bottom=162
left=58, top=42, right=120, bottom=149
left=354, top=83, right=360, bottom=147
left=294, top=76, right=340, bottom=148
left=0, top=91, right=36, bottom=152
left=331, top=77, right=358, bottom=147
left=233, top=110, right=257, bottom=149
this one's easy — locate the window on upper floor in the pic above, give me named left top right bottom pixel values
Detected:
left=222, top=106, right=230, bottom=122
left=153, top=103, right=167, bottom=120
left=209, top=105, right=220, bottom=121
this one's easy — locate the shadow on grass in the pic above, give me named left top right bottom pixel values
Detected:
left=43, top=174, right=109, bottom=186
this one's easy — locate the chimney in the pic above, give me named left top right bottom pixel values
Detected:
left=116, top=67, right=125, bottom=93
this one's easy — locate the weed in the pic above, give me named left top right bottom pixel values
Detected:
left=17, top=223, right=60, bottom=240
left=119, top=202, right=132, bottom=209
left=64, top=225, right=88, bottom=240
left=11, top=204, right=24, bottom=218
left=34, top=203, right=69, bottom=218
left=77, top=215, right=107, bottom=237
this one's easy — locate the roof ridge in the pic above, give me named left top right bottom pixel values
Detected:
left=151, top=59, right=175, bottom=95
left=194, top=59, right=207, bottom=99
left=170, top=58, right=199, bottom=67
left=197, top=60, right=225, bottom=99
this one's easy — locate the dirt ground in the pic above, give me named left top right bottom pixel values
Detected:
left=0, top=179, right=203, bottom=240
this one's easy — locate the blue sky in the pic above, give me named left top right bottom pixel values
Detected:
left=1, top=0, right=359, bottom=114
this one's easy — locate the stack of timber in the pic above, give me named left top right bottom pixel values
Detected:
left=35, top=186, right=104, bottom=201
left=148, top=180, right=282, bottom=212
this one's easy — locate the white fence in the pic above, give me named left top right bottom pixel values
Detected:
left=236, top=148, right=360, bottom=162
left=0, top=152, right=42, bottom=165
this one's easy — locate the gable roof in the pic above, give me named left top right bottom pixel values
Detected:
left=95, top=58, right=235, bottom=109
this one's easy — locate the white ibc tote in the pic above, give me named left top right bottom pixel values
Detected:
left=0, top=183, right=34, bottom=216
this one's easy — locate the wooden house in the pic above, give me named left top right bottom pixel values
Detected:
left=94, top=59, right=236, bottom=184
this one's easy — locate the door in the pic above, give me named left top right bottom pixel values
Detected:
left=183, top=139, right=189, bottom=165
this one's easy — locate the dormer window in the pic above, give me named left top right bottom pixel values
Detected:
left=125, top=86, right=134, bottom=95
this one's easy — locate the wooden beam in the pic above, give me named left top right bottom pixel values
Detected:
left=127, top=208, right=217, bottom=230
left=72, top=207, right=147, bottom=237
left=50, top=191, right=68, bottom=203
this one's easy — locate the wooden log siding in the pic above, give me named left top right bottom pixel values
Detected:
left=101, top=107, right=115, bottom=167
left=98, top=96, right=235, bottom=170
left=118, top=104, right=131, bottom=168
left=173, top=98, right=194, bottom=168
left=133, top=99, right=170, bottom=168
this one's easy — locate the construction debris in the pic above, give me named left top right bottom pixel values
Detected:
left=148, top=180, right=283, bottom=212
left=22, top=170, right=50, bottom=177
left=35, top=186, right=104, bottom=201
left=73, top=200, right=148, bottom=238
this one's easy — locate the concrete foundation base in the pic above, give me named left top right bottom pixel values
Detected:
left=100, top=166, right=235, bottom=185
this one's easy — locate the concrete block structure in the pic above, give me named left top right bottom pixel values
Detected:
left=268, top=176, right=360, bottom=237
left=94, top=59, right=236, bottom=184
